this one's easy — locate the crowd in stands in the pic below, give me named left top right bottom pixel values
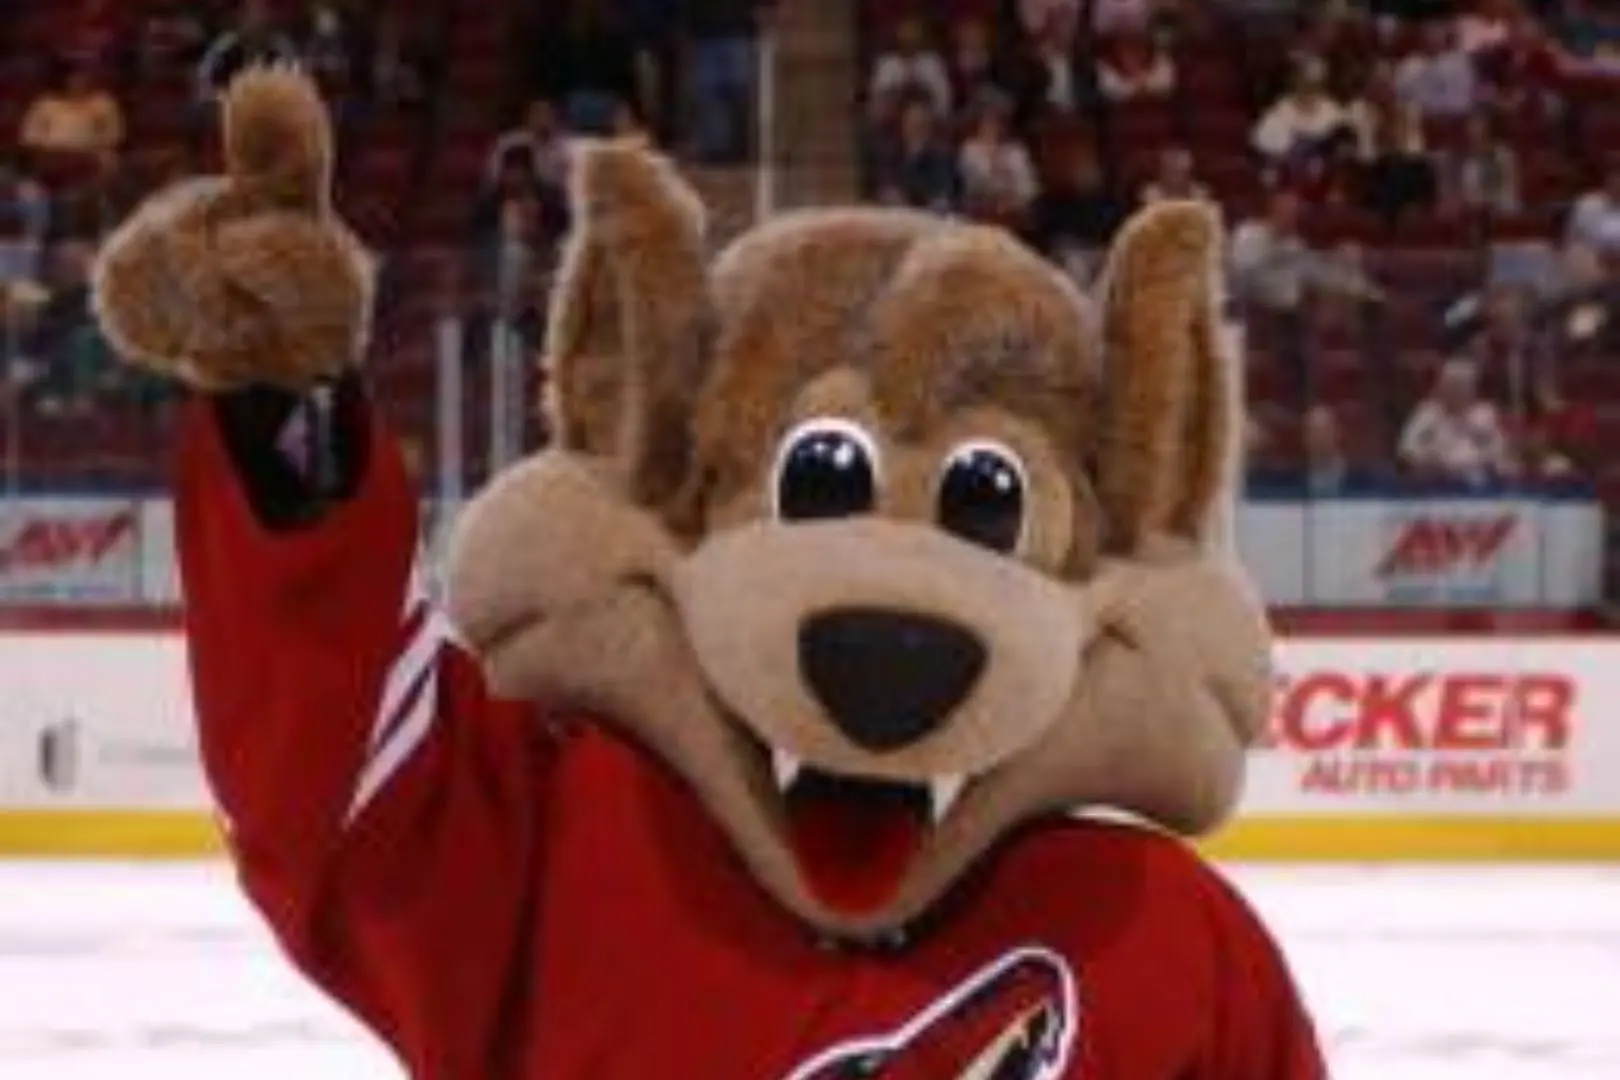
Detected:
left=0, top=0, right=771, bottom=480
left=857, top=0, right=1620, bottom=495
left=4, top=0, right=1619, bottom=505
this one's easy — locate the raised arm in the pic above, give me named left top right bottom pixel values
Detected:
left=91, top=68, right=545, bottom=1074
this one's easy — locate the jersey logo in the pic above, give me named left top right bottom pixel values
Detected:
left=782, top=946, right=1080, bottom=1080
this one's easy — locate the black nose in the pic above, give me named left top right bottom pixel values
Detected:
left=797, top=607, right=987, bottom=752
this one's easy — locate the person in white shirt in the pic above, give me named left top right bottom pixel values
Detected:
left=1252, top=57, right=1350, bottom=163
left=1455, top=0, right=1517, bottom=55
left=958, top=98, right=1039, bottom=221
left=1096, top=30, right=1176, bottom=101
left=1394, top=20, right=1478, bottom=118
left=1398, top=359, right=1515, bottom=487
left=1565, top=165, right=1620, bottom=256
left=869, top=17, right=953, bottom=118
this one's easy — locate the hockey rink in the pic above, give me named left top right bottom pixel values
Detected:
left=0, top=862, right=1614, bottom=1079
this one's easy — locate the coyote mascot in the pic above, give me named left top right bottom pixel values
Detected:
left=92, top=70, right=1324, bottom=1079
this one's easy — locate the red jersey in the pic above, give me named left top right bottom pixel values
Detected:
left=175, top=394, right=1327, bottom=1080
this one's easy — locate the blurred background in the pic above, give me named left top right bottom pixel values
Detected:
left=1, top=0, right=1619, bottom=1076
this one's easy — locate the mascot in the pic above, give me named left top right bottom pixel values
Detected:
left=92, top=69, right=1325, bottom=1078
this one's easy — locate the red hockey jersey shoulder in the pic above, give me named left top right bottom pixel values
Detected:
left=960, top=816, right=1326, bottom=1080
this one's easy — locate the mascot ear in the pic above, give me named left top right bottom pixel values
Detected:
left=544, top=141, right=714, bottom=520
left=1092, top=201, right=1240, bottom=558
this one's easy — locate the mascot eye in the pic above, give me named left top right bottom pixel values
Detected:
left=772, top=418, right=880, bottom=521
left=937, top=440, right=1027, bottom=553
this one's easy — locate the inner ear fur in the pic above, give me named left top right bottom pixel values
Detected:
left=544, top=141, right=714, bottom=526
left=1093, top=200, right=1238, bottom=556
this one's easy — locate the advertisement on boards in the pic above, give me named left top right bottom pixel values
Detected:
left=0, top=633, right=205, bottom=810
left=0, top=498, right=144, bottom=604
left=1244, top=638, right=1620, bottom=816
left=1304, top=498, right=1546, bottom=607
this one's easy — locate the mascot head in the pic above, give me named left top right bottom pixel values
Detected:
left=92, top=70, right=1273, bottom=941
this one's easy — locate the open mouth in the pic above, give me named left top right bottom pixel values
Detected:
left=771, top=749, right=965, bottom=917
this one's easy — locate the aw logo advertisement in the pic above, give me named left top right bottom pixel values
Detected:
left=1371, top=504, right=1524, bottom=605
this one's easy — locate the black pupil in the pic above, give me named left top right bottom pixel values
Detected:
left=777, top=429, right=876, bottom=521
left=938, top=447, right=1024, bottom=552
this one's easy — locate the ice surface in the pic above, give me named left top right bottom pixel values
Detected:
left=0, top=861, right=1615, bottom=1078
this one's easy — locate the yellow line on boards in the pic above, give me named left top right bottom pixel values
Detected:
left=0, top=811, right=1617, bottom=861
left=1201, top=816, right=1620, bottom=861
left=0, top=812, right=223, bottom=856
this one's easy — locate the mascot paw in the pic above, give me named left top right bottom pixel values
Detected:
left=91, top=65, right=372, bottom=391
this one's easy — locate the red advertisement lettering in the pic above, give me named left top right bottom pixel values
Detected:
left=0, top=511, right=136, bottom=574
left=1375, top=516, right=1516, bottom=578
left=1270, top=671, right=1577, bottom=752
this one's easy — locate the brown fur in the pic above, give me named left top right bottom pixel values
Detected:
left=91, top=66, right=371, bottom=389
left=98, top=73, right=1273, bottom=939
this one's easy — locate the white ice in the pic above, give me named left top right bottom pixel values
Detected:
left=0, top=861, right=1615, bottom=1079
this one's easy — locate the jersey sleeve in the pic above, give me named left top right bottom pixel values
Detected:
left=174, top=379, right=549, bottom=1074
left=1195, top=867, right=1329, bottom=1079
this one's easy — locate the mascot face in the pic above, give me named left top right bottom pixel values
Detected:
left=447, top=145, right=1275, bottom=939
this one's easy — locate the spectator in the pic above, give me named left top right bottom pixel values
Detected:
left=0, top=202, right=43, bottom=299
left=1440, top=115, right=1522, bottom=215
left=687, top=0, right=761, bottom=163
left=946, top=18, right=1006, bottom=107
left=958, top=93, right=1040, bottom=226
left=869, top=17, right=953, bottom=119
left=871, top=98, right=959, bottom=214
left=1290, top=4, right=1375, bottom=99
left=1300, top=404, right=1368, bottom=495
left=1095, top=29, right=1176, bottom=102
left=197, top=0, right=299, bottom=101
left=1139, top=146, right=1211, bottom=204
left=1230, top=190, right=1383, bottom=399
left=1092, top=0, right=1158, bottom=37
left=487, top=100, right=573, bottom=192
left=19, top=59, right=124, bottom=168
left=1362, top=102, right=1438, bottom=225
left=1474, top=9, right=1567, bottom=114
left=1394, top=20, right=1479, bottom=119
left=1397, top=358, right=1515, bottom=487
left=0, top=155, right=51, bottom=244
left=18, top=240, right=109, bottom=418
left=489, top=191, right=544, bottom=321
left=1566, top=162, right=1620, bottom=257
left=1456, top=0, right=1520, bottom=56
left=1012, top=4, right=1086, bottom=118
left=1028, top=140, right=1131, bottom=283
left=1520, top=367, right=1595, bottom=477
left=473, top=152, right=568, bottom=265
left=1282, top=123, right=1363, bottom=206
left=1020, top=0, right=1082, bottom=42
left=1252, top=56, right=1353, bottom=168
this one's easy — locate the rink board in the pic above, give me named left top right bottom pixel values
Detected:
left=2, top=631, right=1619, bottom=860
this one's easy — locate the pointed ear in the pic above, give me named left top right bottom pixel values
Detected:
left=1092, top=201, right=1241, bottom=557
left=544, top=140, right=714, bottom=519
